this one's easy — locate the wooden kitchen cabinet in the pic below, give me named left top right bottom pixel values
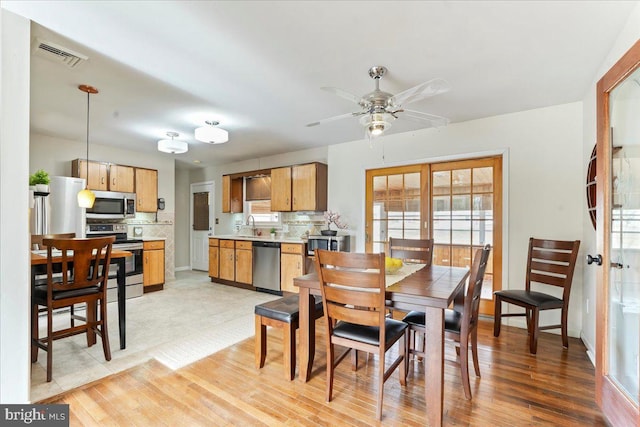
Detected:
left=109, top=164, right=134, bottom=193
left=135, top=168, right=158, bottom=212
left=222, top=175, right=243, bottom=213
left=270, top=167, right=293, bottom=211
left=235, top=240, right=253, bottom=285
left=72, top=159, right=109, bottom=191
left=143, top=240, right=165, bottom=291
left=280, top=243, right=305, bottom=293
left=219, top=240, right=236, bottom=281
left=208, top=238, right=219, bottom=279
left=292, top=162, right=327, bottom=211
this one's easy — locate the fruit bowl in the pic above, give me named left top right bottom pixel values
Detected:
left=385, top=257, right=403, bottom=274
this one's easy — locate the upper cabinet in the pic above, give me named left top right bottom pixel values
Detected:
left=72, top=159, right=109, bottom=191
left=292, top=162, right=327, bottom=212
left=109, top=164, right=135, bottom=193
left=222, top=175, right=243, bottom=213
left=270, top=162, right=327, bottom=212
left=135, top=168, right=158, bottom=212
left=270, top=167, right=292, bottom=211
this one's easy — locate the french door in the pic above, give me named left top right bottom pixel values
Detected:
left=594, top=39, right=640, bottom=425
left=365, top=156, right=502, bottom=314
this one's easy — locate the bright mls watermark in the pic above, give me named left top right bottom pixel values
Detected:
left=1, top=405, right=68, bottom=426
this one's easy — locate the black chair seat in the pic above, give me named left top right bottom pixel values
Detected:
left=254, top=294, right=323, bottom=323
left=494, top=289, right=563, bottom=309
left=34, top=285, right=100, bottom=302
left=333, top=318, right=407, bottom=346
left=402, top=309, right=462, bottom=334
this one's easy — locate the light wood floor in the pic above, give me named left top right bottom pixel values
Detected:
left=40, top=319, right=606, bottom=426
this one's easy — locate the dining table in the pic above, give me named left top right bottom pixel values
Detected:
left=294, top=263, right=470, bottom=427
left=31, top=249, right=132, bottom=350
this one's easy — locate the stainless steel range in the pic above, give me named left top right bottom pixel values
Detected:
left=86, top=223, right=143, bottom=302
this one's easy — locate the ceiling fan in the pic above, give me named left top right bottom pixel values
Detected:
left=306, top=66, right=450, bottom=139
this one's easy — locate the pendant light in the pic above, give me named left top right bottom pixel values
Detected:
left=77, top=84, right=98, bottom=208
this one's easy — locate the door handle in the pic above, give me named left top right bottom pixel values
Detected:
left=586, top=254, right=602, bottom=266
left=611, top=262, right=624, bottom=269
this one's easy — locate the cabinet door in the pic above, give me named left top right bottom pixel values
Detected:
left=281, top=252, right=303, bottom=293
left=135, top=168, right=158, bottom=212
left=219, top=247, right=235, bottom=281
left=235, top=248, right=253, bottom=285
left=222, top=175, right=231, bottom=213
left=208, top=246, right=219, bottom=278
left=143, top=249, right=165, bottom=286
left=75, top=159, right=108, bottom=191
left=271, top=167, right=292, bottom=211
left=292, top=163, right=327, bottom=211
left=109, top=164, right=134, bottom=193
left=222, top=175, right=243, bottom=213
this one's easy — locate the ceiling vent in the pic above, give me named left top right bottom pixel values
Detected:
left=32, top=38, right=88, bottom=69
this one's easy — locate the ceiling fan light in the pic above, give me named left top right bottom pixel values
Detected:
left=360, top=113, right=392, bottom=138
left=195, top=121, right=229, bottom=144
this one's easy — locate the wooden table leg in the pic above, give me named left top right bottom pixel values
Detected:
left=424, top=306, right=444, bottom=427
left=298, top=288, right=314, bottom=382
left=116, top=257, right=126, bottom=349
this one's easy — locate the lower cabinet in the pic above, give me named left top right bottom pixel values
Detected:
left=143, top=240, right=165, bottom=292
left=281, top=243, right=305, bottom=293
left=218, top=239, right=253, bottom=286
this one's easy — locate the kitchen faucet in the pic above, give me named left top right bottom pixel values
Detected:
left=246, top=215, right=256, bottom=236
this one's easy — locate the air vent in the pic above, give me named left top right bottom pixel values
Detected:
left=32, top=38, right=88, bottom=69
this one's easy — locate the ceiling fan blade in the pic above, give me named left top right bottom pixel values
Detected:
left=306, top=111, right=365, bottom=127
left=392, top=78, right=451, bottom=107
left=400, top=109, right=450, bottom=127
left=321, top=87, right=362, bottom=105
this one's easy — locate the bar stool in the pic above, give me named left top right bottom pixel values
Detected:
left=254, top=294, right=323, bottom=380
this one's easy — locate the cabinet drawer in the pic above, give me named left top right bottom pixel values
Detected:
left=143, top=240, right=165, bottom=250
left=209, top=238, right=219, bottom=246
left=281, top=243, right=303, bottom=254
left=235, top=240, right=253, bottom=250
left=220, top=239, right=235, bottom=249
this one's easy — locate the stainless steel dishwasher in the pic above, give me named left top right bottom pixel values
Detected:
left=252, top=241, right=281, bottom=294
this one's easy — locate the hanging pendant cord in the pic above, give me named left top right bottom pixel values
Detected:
left=86, top=91, right=90, bottom=181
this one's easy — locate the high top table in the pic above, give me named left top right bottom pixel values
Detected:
left=31, top=249, right=132, bottom=349
left=294, top=263, right=470, bottom=427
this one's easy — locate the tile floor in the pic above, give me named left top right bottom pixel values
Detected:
left=30, top=270, right=279, bottom=402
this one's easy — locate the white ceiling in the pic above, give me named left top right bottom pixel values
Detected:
left=3, top=1, right=637, bottom=169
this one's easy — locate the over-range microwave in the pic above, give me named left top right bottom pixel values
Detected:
left=307, top=235, right=351, bottom=256
left=86, top=191, right=136, bottom=219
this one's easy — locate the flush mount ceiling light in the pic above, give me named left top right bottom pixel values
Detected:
left=77, top=84, right=98, bottom=208
left=158, top=131, right=188, bottom=154
left=194, top=120, right=228, bottom=144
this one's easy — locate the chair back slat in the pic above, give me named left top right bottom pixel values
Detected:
left=525, top=238, right=580, bottom=295
left=315, top=250, right=387, bottom=336
left=43, top=237, right=115, bottom=294
left=389, top=237, right=433, bottom=265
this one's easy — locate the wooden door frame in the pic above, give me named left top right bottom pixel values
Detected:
left=364, top=155, right=503, bottom=315
left=595, top=38, right=640, bottom=425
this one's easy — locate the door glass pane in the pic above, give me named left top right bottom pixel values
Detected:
left=608, top=67, right=640, bottom=404
left=432, top=171, right=450, bottom=195
left=452, top=169, right=470, bottom=194
left=473, top=167, right=493, bottom=192
left=193, top=192, right=209, bottom=230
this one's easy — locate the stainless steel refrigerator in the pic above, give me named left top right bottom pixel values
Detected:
left=30, top=176, right=86, bottom=237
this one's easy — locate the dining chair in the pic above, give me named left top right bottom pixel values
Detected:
left=31, top=236, right=115, bottom=382
left=493, top=238, right=580, bottom=354
left=402, top=244, right=491, bottom=400
left=315, top=249, right=407, bottom=421
left=388, top=237, right=433, bottom=265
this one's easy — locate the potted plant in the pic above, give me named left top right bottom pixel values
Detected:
left=270, top=228, right=277, bottom=239
left=322, top=210, right=348, bottom=236
left=29, top=169, right=50, bottom=192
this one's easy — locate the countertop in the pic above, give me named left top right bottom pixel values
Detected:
left=140, top=236, right=166, bottom=241
left=211, top=234, right=307, bottom=244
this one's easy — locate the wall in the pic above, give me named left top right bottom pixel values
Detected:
left=0, top=8, right=30, bottom=403
left=580, top=3, right=640, bottom=362
left=174, top=168, right=191, bottom=269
